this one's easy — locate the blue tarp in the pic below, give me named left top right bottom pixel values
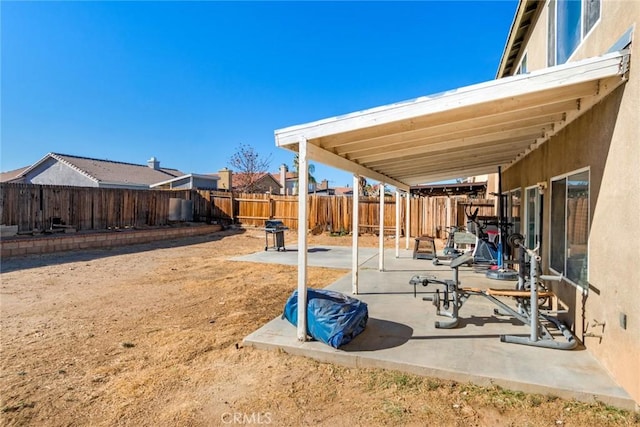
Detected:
left=282, top=288, right=368, bottom=348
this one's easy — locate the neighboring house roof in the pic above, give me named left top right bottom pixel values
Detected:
left=0, top=166, right=30, bottom=183
left=232, top=172, right=282, bottom=192
left=334, top=186, right=354, bottom=196
left=16, top=153, right=184, bottom=187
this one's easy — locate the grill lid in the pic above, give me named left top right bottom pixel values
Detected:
left=265, top=220, right=288, bottom=230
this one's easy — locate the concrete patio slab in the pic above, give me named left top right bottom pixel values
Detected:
left=239, top=246, right=636, bottom=410
left=231, top=245, right=379, bottom=270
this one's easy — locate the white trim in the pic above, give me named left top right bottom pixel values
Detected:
left=516, top=51, right=528, bottom=75
left=150, top=173, right=219, bottom=188
left=554, top=0, right=603, bottom=65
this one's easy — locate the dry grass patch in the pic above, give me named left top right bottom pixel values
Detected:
left=1, top=228, right=637, bottom=426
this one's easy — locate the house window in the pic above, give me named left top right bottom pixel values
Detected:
left=516, top=53, right=528, bottom=75
left=525, top=186, right=542, bottom=250
left=548, top=0, right=601, bottom=66
left=506, top=189, right=521, bottom=234
left=550, top=169, right=590, bottom=289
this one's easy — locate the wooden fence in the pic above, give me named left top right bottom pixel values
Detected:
left=0, top=183, right=212, bottom=233
left=1, top=183, right=495, bottom=238
left=209, top=191, right=495, bottom=238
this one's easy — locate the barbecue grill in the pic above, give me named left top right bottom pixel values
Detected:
left=265, top=220, right=289, bottom=251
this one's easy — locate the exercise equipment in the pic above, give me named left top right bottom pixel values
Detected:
left=464, top=206, right=500, bottom=266
left=413, top=235, right=437, bottom=260
left=432, top=226, right=475, bottom=266
left=485, top=166, right=519, bottom=281
left=409, top=235, right=577, bottom=350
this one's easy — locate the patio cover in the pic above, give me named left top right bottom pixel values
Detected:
left=274, top=49, right=630, bottom=340
left=276, top=49, right=629, bottom=188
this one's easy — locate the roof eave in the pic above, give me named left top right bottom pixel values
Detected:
left=496, top=0, right=545, bottom=78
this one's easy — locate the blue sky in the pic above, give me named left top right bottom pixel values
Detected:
left=1, top=1, right=518, bottom=187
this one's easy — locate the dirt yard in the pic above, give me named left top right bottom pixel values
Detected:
left=1, top=228, right=637, bottom=426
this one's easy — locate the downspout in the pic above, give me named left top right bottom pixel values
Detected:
left=352, top=174, right=360, bottom=294
left=296, top=137, right=309, bottom=342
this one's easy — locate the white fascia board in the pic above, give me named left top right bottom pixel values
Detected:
left=150, top=173, right=219, bottom=188
left=150, top=174, right=194, bottom=188
left=16, top=152, right=55, bottom=178
left=190, top=173, right=220, bottom=180
left=274, top=50, right=628, bottom=146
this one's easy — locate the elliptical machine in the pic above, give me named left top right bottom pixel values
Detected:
left=465, top=205, right=502, bottom=267
left=433, top=205, right=500, bottom=267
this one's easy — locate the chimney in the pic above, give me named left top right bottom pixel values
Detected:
left=218, top=167, right=232, bottom=191
left=279, top=164, right=288, bottom=195
left=147, top=156, right=160, bottom=170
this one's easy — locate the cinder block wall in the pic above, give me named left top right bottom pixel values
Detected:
left=1, top=225, right=222, bottom=258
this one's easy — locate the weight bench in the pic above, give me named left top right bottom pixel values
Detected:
left=410, top=244, right=577, bottom=350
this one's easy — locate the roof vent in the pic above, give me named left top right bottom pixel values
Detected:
left=148, top=157, right=160, bottom=170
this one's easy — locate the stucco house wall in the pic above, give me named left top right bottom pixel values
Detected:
left=192, top=176, right=217, bottom=190
left=25, top=157, right=97, bottom=187
left=501, top=0, right=639, bottom=405
left=165, top=176, right=218, bottom=190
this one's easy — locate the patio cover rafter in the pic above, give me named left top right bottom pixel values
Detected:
left=275, top=50, right=630, bottom=187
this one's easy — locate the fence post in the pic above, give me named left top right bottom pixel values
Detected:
left=230, top=192, right=235, bottom=224
left=269, top=195, right=275, bottom=219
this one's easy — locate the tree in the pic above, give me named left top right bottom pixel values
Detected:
left=292, top=153, right=317, bottom=195
left=228, top=143, right=272, bottom=193
left=358, top=176, right=374, bottom=196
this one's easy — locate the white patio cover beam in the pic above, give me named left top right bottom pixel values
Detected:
left=352, top=174, right=359, bottom=294
left=305, top=143, right=408, bottom=190
left=296, top=137, right=308, bottom=342
left=395, top=189, right=401, bottom=258
left=405, top=192, right=410, bottom=250
left=379, top=183, right=385, bottom=272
